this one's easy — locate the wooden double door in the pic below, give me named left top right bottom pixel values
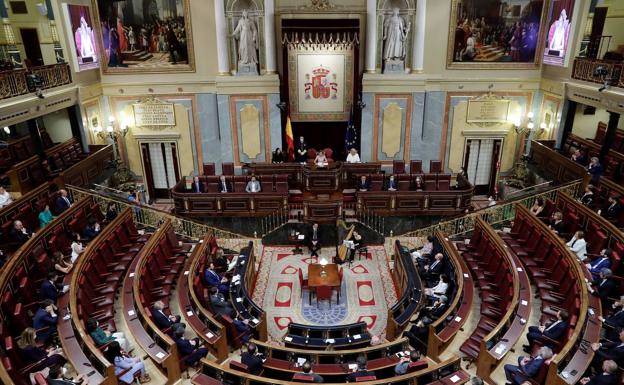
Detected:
left=140, top=142, right=180, bottom=201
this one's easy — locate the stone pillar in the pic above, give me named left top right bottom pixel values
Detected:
left=411, top=0, right=426, bottom=73
left=600, top=111, right=621, bottom=160
left=365, top=0, right=377, bottom=73
left=264, top=0, right=276, bottom=74
left=214, top=0, right=230, bottom=75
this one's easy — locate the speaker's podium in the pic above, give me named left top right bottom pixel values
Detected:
left=302, top=192, right=343, bottom=223
left=303, top=162, right=341, bottom=192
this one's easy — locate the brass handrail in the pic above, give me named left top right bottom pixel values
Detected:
left=396, top=179, right=583, bottom=241
left=65, top=184, right=250, bottom=242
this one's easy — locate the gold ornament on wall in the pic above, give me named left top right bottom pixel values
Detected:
left=307, top=0, right=336, bottom=10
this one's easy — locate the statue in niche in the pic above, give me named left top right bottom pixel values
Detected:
left=548, top=9, right=570, bottom=57
left=232, top=10, right=258, bottom=75
left=382, top=8, right=410, bottom=73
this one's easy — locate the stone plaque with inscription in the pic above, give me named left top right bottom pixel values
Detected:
left=133, top=101, right=176, bottom=127
left=466, top=100, right=510, bottom=123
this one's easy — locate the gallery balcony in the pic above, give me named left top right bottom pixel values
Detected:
left=571, top=57, right=624, bottom=90
left=0, top=63, right=72, bottom=101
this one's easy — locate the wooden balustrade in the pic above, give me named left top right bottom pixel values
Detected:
left=572, top=57, right=624, bottom=89
left=0, top=63, right=72, bottom=100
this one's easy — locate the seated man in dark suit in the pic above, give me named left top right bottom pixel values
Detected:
left=47, top=364, right=87, bottom=385
left=599, top=295, right=624, bottom=341
left=590, top=269, right=618, bottom=307
left=599, top=196, right=622, bottom=221
left=151, top=300, right=182, bottom=331
left=308, top=223, right=321, bottom=258
left=189, top=176, right=204, bottom=193
left=586, top=249, right=612, bottom=281
left=357, top=176, right=370, bottom=192
left=420, top=253, right=444, bottom=286
left=590, top=330, right=624, bottom=372
left=40, top=271, right=68, bottom=303
left=10, top=220, right=32, bottom=245
left=300, top=361, right=324, bottom=383
left=571, top=149, right=587, bottom=165
left=218, top=175, right=232, bottom=193
left=385, top=175, right=398, bottom=191
left=346, top=355, right=374, bottom=382
left=204, top=262, right=229, bottom=294
left=503, top=346, right=552, bottom=385
left=523, top=310, right=569, bottom=353
left=173, top=325, right=208, bottom=367
left=54, top=189, right=72, bottom=214
left=580, top=360, right=619, bottom=385
left=82, top=216, right=101, bottom=241
left=241, top=342, right=264, bottom=375
left=394, top=350, right=422, bottom=375
left=209, top=287, right=235, bottom=318
left=33, top=299, right=58, bottom=344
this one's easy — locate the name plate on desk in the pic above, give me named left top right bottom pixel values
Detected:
left=467, top=99, right=510, bottom=123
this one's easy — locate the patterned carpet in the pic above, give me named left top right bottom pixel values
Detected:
left=252, top=246, right=398, bottom=341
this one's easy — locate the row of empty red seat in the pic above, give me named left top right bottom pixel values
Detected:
left=457, top=218, right=523, bottom=372
left=500, top=203, right=601, bottom=385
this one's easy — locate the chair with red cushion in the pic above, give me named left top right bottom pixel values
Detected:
left=307, top=148, right=317, bottom=160
left=393, top=160, right=405, bottom=174
left=222, top=162, right=234, bottom=175
left=316, top=285, right=333, bottom=308
left=410, top=160, right=422, bottom=174
left=323, top=148, right=333, bottom=160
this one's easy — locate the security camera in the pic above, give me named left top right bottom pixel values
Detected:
left=594, top=65, right=613, bottom=92
left=593, top=65, right=608, bottom=78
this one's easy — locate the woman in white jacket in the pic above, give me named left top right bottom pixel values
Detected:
left=566, top=230, right=587, bottom=261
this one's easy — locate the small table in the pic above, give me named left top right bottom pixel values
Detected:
left=308, top=263, right=340, bottom=288
left=288, top=232, right=305, bottom=255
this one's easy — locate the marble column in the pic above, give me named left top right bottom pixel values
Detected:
left=365, top=0, right=377, bottom=73
left=214, top=0, right=230, bottom=75
left=264, top=0, right=276, bottom=74
left=411, top=0, right=426, bottom=73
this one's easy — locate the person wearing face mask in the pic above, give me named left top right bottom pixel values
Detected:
left=86, top=317, right=130, bottom=352
left=296, top=136, right=308, bottom=163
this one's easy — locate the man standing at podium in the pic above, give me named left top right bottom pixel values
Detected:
left=296, top=136, right=308, bottom=163
left=308, top=223, right=321, bottom=257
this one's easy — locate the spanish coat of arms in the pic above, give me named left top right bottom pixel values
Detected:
left=304, top=66, right=338, bottom=100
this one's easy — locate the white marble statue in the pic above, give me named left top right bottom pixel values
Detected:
left=548, top=9, right=570, bottom=55
left=232, top=10, right=258, bottom=65
left=76, top=16, right=96, bottom=59
left=383, top=8, right=410, bottom=61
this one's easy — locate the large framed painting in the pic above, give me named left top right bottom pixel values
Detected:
left=63, top=4, right=99, bottom=71
left=91, top=0, right=194, bottom=74
left=447, top=0, right=548, bottom=69
left=286, top=35, right=355, bottom=122
left=542, top=0, right=576, bottom=66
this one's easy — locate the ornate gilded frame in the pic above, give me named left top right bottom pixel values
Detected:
left=285, top=33, right=356, bottom=122
left=446, top=0, right=548, bottom=70
left=91, top=0, right=195, bottom=74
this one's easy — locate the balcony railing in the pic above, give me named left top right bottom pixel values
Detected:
left=572, top=57, right=624, bottom=89
left=0, top=63, right=72, bottom=100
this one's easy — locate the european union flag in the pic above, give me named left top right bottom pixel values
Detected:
left=344, top=110, right=357, bottom=153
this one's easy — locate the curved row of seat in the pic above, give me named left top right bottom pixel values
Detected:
left=63, top=207, right=150, bottom=385
left=0, top=195, right=98, bottom=385
left=457, top=217, right=531, bottom=383
left=500, top=203, right=601, bottom=385
left=386, top=241, right=424, bottom=340
left=180, top=233, right=229, bottom=361
left=192, top=354, right=469, bottom=385
left=284, top=322, right=370, bottom=350
left=0, top=182, right=63, bottom=252
left=426, top=230, right=474, bottom=361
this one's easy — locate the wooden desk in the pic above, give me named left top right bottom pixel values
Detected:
left=303, top=192, right=343, bottom=223
left=303, top=164, right=341, bottom=192
left=308, top=264, right=340, bottom=288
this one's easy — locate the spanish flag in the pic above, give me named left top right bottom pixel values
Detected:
left=285, top=115, right=295, bottom=161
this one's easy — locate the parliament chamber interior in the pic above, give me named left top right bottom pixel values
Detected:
left=1, top=0, right=624, bottom=384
